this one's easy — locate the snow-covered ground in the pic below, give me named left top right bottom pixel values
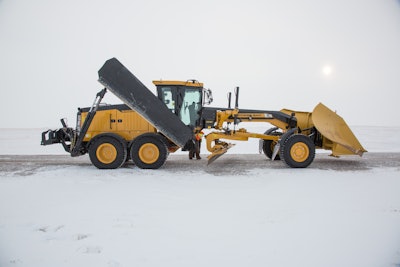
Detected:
left=1, top=127, right=400, bottom=267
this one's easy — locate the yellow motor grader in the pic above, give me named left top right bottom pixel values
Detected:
left=41, top=58, right=366, bottom=169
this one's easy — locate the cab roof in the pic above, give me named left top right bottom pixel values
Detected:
left=152, top=80, right=203, bottom=87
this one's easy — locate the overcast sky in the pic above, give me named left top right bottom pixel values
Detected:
left=1, top=0, right=400, bottom=128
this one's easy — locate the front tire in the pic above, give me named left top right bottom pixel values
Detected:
left=280, top=134, right=315, bottom=168
left=130, top=134, right=168, bottom=169
left=89, top=135, right=127, bottom=169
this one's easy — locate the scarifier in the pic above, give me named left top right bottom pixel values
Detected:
left=41, top=58, right=366, bottom=169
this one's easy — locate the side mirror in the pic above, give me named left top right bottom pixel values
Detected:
left=204, top=88, right=213, bottom=105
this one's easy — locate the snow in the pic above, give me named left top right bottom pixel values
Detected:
left=1, top=127, right=400, bottom=267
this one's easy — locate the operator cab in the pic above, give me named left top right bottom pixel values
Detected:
left=153, top=80, right=212, bottom=128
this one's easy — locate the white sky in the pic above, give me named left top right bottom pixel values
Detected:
left=1, top=0, right=400, bottom=128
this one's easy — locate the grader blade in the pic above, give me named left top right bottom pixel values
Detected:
left=312, top=103, right=367, bottom=156
left=207, top=144, right=235, bottom=165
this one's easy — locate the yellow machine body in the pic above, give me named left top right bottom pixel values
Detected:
left=78, top=90, right=366, bottom=166
left=80, top=107, right=156, bottom=142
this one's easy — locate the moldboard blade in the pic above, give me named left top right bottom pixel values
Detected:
left=98, top=58, right=193, bottom=147
left=207, top=143, right=235, bottom=165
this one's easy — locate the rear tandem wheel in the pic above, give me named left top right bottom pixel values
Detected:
left=88, top=135, right=127, bottom=169
left=130, top=134, right=168, bottom=169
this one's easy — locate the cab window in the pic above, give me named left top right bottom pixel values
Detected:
left=160, top=87, right=175, bottom=112
left=179, top=88, right=202, bottom=127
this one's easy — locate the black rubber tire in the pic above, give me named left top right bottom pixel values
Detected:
left=280, top=134, right=315, bottom=168
left=88, top=135, right=127, bottom=169
left=130, top=134, right=168, bottom=169
left=262, top=131, right=282, bottom=160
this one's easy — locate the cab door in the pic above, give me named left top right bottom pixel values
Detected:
left=178, top=87, right=202, bottom=127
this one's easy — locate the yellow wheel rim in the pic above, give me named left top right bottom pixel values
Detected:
left=290, top=142, right=309, bottom=162
left=96, top=143, right=117, bottom=164
left=139, top=143, right=159, bottom=164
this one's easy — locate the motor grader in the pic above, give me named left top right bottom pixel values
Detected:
left=41, top=58, right=366, bottom=169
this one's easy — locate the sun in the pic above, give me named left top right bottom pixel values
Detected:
left=322, top=65, right=333, bottom=76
